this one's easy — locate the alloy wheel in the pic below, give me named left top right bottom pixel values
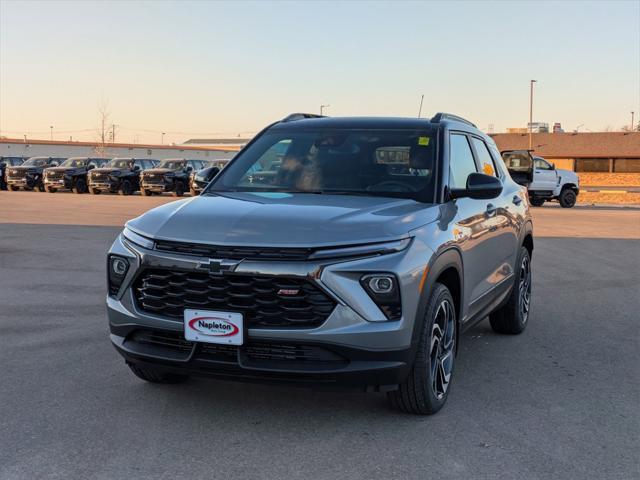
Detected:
left=429, top=299, right=456, bottom=400
left=519, top=255, right=532, bottom=323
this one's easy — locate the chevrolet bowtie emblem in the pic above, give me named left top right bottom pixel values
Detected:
left=197, top=259, right=240, bottom=275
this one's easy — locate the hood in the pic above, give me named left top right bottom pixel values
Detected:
left=143, top=168, right=176, bottom=175
left=91, top=167, right=128, bottom=174
left=557, top=169, right=579, bottom=182
left=127, top=192, right=441, bottom=248
left=11, top=165, right=41, bottom=172
left=46, top=167, right=81, bottom=174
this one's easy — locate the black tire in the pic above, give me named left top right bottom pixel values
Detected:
left=489, top=246, right=532, bottom=335
left=128, top=364, right=189, bottom=384
left=559, top=188, right=577, bottom=208
left=387, top=283, right=457, bottom=415
left=530, top=198, right=545, bottom=207
left=73, top=178, right=87, bottom=194
left=8, top=185, right=19, bottom=191
left=119, top=180, right=133, bottom=196
left=172, top=181, right=185, bottom=197
left=140, top=188, right=151, bottom=196
left=44, top=186, right=56, bottom=193
left=89, top=186, right=100, bottom=195
left=38, top=184, right=45, bottom=192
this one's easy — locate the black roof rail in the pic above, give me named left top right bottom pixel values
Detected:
left=431, top=112, right=476, bottom=128
left=281, top=113, right=326, bottom=122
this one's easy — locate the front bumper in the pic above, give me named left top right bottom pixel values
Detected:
left=141, top=181, right=172, bottom=192
left=107, top=233, right=433, bottom=388
left=44, top=178, right=72, bottom=189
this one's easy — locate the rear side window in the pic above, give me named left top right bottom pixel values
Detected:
left=449, top=134, right=477, bottom=188
left=471, top=137, right=498, bottom=177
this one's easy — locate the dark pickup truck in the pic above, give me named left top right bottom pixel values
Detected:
left=140, top=159, right=206, bottom=196
left=188, top=159, right=228, bottom=195
left=5, top=156, right=66, bottom=191
left=1, top=157, right=26, bottom=190
left=44, top=157, right=109, bottom=193
left=88, top=158, right=158, bottom=195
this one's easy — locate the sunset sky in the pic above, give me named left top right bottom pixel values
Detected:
left=1, top=0, right=638, bottom=145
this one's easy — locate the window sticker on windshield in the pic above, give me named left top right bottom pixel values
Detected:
left=418, top=137, right=430, bottom=146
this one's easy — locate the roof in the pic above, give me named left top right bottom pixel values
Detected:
left=490, top=132, right=640, bottom=158
left=270, top=116, right=442, bottom=130
left=0, top=137, right=239, bottom=152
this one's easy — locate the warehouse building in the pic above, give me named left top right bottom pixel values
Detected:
left=0, top=138, right=239, bottom=161
left=490, top=132, right=640, bottom=173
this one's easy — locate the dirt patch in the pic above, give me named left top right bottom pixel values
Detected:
left=577, top=191, right=640, bottom=205
left=578, top=173, right=640, bottom=187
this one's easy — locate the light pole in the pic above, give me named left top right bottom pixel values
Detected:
left=161, top=132, right=166, bottom=145
left=529, top=80, right=537, bottom=150
left=632, top=112, right=635, bottom=132
left=417, top=94, right=424, bottom=118
left=320, top=105, right=330, bottom=115
left=50, top=126, right=53, bottom=141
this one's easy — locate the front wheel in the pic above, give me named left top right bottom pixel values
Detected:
left=8, top=185, right=20, bottom=191
left=128, top=364, right=189, bottom=384
left=89, top=186, right=100, bottom=194
left=388, top=283, right=457, bottom=415
left=172, top=181, right=185, bottom=197
left=530, top=198, right=545, bottom=207
left=489, top=246, right=531, bottom=334
left=44, top=186, right=57, bottom=193
left=559, top=188, right=577, bottom=208
left=119, top=180, right=133, bottom=196
left=73, top=178, right=88, bottom=194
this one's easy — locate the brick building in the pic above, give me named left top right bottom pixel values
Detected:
left=490, top=132, right=640, bottom=173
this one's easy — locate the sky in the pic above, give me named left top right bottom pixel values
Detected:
left=0, top=0, right=638, bottom=145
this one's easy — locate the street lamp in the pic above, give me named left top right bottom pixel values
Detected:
left=50, top=126, right=53, bottom=141
left=161, top=132, right=166, bottom=145
left=529, top=80, right=537, bottom=150
left=632, top=112, right=635, bottom=132
left=320, top=105, right=330, bottom=115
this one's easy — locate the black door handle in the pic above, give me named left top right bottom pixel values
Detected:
left=512, top=195, right=522, bottom=205
left=486, top=203, right=497, bottom=217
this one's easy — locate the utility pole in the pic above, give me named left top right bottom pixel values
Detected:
left=418, top=94, right=424, bottom=118
left=112, top=124, right=117, bottom=143
left=529, top=80, right=537, bottom=150
left=632, top=112, right=635, bottom=132
left=161, top=132, right=166, bottom=145
left=50, top=126, right=53, bottom=141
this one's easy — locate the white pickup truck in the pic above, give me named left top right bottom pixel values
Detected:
left=502, top=150, right=580, bottom=208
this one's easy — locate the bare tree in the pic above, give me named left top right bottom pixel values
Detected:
left=95, top=99, right=110, bottom=156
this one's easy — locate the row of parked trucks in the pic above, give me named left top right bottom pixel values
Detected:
left=0, top=156, right=228, bottom=196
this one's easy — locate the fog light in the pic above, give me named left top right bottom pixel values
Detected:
left=367, top=275, right=394, bottom=294
left=108, top=255, right=130, bottom=295
left=360, top=273, right=402, bottom=321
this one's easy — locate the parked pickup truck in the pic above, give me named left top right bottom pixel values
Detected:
left=501, top=150, right=579, bottom=208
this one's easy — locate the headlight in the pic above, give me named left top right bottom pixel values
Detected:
left=360, top=273, right=402, bottom=321
left=107, top=255, right=129, bottom=295
left=122, top=226, right=154, bottom=249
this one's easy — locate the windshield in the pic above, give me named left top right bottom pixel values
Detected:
left=23, top=157, right=49, bottom=167
left=105, top=159, right=132, bottom=168
left=61, top=158, right=88, bottom=167
left=207, top=129, right=438, bottom=201
left=157, top=160, right=185, bottom=169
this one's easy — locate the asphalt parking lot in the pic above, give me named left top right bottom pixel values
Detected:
left=0, top=192, right=639, bottom=480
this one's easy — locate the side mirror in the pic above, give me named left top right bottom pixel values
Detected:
left=185, top=166, right=193, bottom=173
left=50, top=162, right=59, bottom=167
left=133, top=165, right=140, bottom=171
left=550, top=163, right=556, bottom=170
left=450, top=173, right=503, bottom=200
left=207, top=167, right=221, bottom=181
left=87, top=164, right=95, bottom=170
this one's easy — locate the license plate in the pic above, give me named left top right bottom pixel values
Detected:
left=184, top=309, right=244, bottom=345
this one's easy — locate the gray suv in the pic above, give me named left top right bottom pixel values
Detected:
left=107, top=113, right=534, bottom=415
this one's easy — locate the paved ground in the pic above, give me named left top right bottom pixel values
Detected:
left=0, top=197, right=639, bottom=479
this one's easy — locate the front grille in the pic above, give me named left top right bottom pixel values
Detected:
left=134, top=269, right=336, bottom=328
left=143, top=173, right=165, bottom=184
left=47, top=171, right=64, bottom=180
left=91, top=173, right=108, bottom=182
left=128, top=329, right=347, bottom=365
left=154, top=240, right=313, bottom=261
left=7, top=170, right=27, bottom=180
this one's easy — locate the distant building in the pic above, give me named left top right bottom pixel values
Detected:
left=552, top=122, right=564, bottom=133
left=0, top=138, right=238, bottom=161
left=506, top=127, right=528, bottom=134
left=183, top=138, right=251, bottom=149
left=527, top=122, right=549, bottom=133
left=491, top=132, right=640, bottom=173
